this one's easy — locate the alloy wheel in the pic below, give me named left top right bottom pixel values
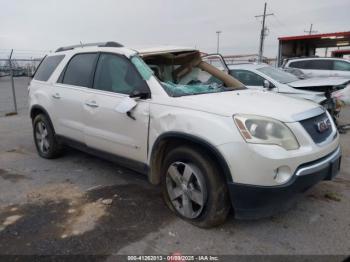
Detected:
left=166, top=161, right=207, bottom=219
left=35, top=121, right=50, bottom=154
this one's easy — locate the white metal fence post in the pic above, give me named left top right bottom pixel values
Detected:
left=9, top=49, right=18, bottom=114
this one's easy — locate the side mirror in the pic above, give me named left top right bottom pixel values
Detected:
left=129, top=89, right=150, bottom=99
left=263, top=80, right=274, bottom=90
left=114, top=96, right=137, bottom=114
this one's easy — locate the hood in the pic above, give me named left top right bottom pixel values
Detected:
left=172, top=90, right=321, bottom=122
left=278, top=88, right=326, bottom=104
left=288, top=77, right=350, bottom=88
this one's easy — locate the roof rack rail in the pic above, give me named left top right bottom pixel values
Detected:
left=285, top=55, right=320, bottom=61
left=55, top=41, right=123, bottom=52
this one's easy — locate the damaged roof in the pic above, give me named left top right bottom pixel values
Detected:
left=136, top=46, right=197, bottom=56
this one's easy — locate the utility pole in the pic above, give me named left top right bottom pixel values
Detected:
left=255, top=2, right=273, bottom=63
left=304, top=24, right=317, bottom=35
left=216, top=30, right=222, bottom=53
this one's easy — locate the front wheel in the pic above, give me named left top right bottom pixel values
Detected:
left=162, top=146, right=230, bottom=228
left=33, top=114, right=62, bottom=159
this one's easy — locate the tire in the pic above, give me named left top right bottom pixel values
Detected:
left=33, top=114, right=62, bottom=159
left=161, top=146, right=230, bottom=228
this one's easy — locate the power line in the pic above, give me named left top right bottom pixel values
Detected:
left=271, top=14, right=294, bottom=33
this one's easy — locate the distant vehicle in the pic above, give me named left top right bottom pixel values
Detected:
left=29, top=43, right=341, bottom=227
left=283, top=57, right=350, bottom=78
left=227, top=63, right=350, bottom=119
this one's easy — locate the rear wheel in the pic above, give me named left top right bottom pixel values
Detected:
left=162, top=146, right=230, bottom=228
left=33, top=114, right=62, bottom=159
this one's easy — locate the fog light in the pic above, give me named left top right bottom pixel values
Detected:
left=274, top=166, right=292, bottom=184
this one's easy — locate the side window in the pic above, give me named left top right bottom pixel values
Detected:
left=34, top=55, right=65, bottom=81
left=308, top=60, right=332, bottom=70
left=333, top=61, right=350, bottom=71
left=93, top=53, right=148, bottom=95
left=289, top=61, right=307, bottom=69
left=61, top=53, right=98, bottom=87
left=230, top=70, right=265, bottom=86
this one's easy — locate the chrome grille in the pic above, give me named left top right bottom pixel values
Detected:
left=299, top=113, right=333, bottom=144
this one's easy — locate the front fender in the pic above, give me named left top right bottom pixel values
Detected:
left=148, top=104, right=241, bottom=155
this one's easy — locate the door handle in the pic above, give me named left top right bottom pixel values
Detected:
left=85, top=101, right=99, bottom=108
left=52, top=93, right=61, bottom=99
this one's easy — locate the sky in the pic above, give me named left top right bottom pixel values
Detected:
left=0, top=0, right=349, bottom=59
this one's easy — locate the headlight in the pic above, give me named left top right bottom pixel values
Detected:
left=234, top=114, right=299, bottom=150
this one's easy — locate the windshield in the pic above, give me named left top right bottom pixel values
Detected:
left=131, top=56, right=154, bottom=81
left=257, top=66, right=299, bottom=84
left=140, top=51, right=244, bottom=97
left=161, top=67, right=234, bottom=97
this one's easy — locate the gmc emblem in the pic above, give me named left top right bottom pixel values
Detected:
left=316, top=118, right=331, bottom=133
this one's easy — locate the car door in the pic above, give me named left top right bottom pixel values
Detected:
left=288, top=60, right=331, bottom=77
left=83, top=52, right=150, bottom=163
left=201, top=54, right=230, bottom=73
left=288, top=60, right=312, bottom=77
left=52, top=53, right=99, bottom=142
left=308, top=59, right=334, bottom=77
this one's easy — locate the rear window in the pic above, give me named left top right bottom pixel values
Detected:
left=34, top=55, right=65, bottom=81
left=61, top=53, right=98, bottom=87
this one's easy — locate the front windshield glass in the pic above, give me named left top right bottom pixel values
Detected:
left=257, top=66, right=299, bottom=84
left=141, top=51, right=244, bottom=97
left=131, top=56, right=154, bottom=81
left=161, top=67, right=233, bottom=97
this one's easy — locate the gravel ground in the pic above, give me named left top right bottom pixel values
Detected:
left=0, top=76, right=349, bottom=261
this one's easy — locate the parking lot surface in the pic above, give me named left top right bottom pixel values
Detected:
left=0, top=76, right=350, bottom=258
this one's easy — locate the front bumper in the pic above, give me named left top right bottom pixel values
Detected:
left=228, top=146, right=341, bottom=219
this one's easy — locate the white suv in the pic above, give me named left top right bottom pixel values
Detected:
left=283, top=57, right=350, bottom=78
left=29, top=42, right=341, bottom=227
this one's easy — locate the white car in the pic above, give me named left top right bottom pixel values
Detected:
left=228, top=63, right=350, bottom=118
left=283, top=57, right=350, bottom=78
left=29, top=42, right=341, bottom=227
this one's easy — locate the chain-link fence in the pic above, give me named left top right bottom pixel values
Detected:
left=0, top=75, right=33, bottom=116
left=0, top=49, right=44, bottom=116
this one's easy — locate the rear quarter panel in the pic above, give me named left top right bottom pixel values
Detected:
left=29, top=80, right=55, bottom=121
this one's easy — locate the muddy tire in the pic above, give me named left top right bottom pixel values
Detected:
left=33, top=114, right=62, bottom=159
left=161, top=146, right=230, bottom=228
